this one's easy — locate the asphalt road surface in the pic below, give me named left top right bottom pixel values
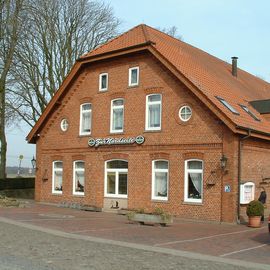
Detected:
left=0, top=221, right=267, bottom=270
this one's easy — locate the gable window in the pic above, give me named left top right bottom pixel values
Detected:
left=152, top=160, right=169, bottom=200
left=52, top=161, right=63, bottom=194
left=240, top=182, right=255, bottom=204
left=179, top=105, right=192, bottom=122
left=110, top=99, right=124, bottom=133
left=240, top=105, right=260, bottom=121
left=184, top=160, right=203, bottom=203
left=99, top=73, right=108, bottom=91
left=73, top=161, right=85, bottom=195
left=80, top=103, right=92, bottom=135
left=60, top=119, right=69, bottom=132
left=216, top=97, right=239, bottom=115
left=128, top=67, right=139, bottom=86
left=146, top=94, right=162, bottom=130
left=105, top=160, right=128, bottom=198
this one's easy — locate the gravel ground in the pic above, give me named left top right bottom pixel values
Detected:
left=0, top=222, right=265, bottom=270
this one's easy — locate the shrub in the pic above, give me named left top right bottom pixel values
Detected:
left=246, top=200, right=264, bottom=217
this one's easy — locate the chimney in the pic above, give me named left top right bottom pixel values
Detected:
left=231, top=56, right=238, bottom=77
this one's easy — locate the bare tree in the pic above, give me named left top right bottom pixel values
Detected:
left=8, top=0, right=120, bottom=127
left=159, top=26, right=182, bottom=40
left=0, top=0, right=25, bottom=179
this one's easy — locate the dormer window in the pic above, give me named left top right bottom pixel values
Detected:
left=129, top=67, right=139, bottom=86
left=99, top=73, right=108, bottom=91
left=240, top=105, right=260, bottom=121
left=216, top=97, right=239, bottom=115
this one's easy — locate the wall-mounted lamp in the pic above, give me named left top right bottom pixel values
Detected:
left=31, top=156, right=36, bottom=169
left=220, top=154, right=228, bottom=171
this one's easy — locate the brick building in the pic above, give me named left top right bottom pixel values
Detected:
left=27, top=25, right=270, bottom=223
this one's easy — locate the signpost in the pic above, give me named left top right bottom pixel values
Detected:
left=17, top=155, right=24, bottom=177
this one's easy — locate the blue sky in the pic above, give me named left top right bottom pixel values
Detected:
left=6, top=0, right=270, bottom=166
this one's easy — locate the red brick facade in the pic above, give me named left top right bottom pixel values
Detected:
left=32, top=51, right=270, bottom=223
left=29, top=25, right=270, bottom=223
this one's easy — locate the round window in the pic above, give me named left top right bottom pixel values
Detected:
left=60, top=119, right=69, bottom=132
left=179, top=106, right=192, bottom=122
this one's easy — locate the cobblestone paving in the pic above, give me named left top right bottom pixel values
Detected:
left=0, top=222, right=266, bottom=270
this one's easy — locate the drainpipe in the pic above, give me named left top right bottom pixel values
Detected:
left=237, top=129, right=251, bottom=223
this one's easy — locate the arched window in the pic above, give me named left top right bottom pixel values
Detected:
left=105, top=160, right=128, bottom=198
left=184, top=160, right=203, bottom=203
left=73, top=161, right=85, bottom=195
left=152, top=160, right=169, bottom=200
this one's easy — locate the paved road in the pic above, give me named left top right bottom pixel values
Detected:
left=0, top=221, right=267, bottom=270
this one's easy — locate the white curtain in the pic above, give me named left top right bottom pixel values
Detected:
left=155, top=172, right=167, bottom=197
left=149, top=104, right=160, bottom=127
left=82, top=112, right=91, bottom=132
left=55, top=171, right=62, bottom=190
left=189, top=173, right=202, bottom=195
left=113, top=108, right=123, bottom=130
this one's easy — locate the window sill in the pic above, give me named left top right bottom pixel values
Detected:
left=73, top=194, right=85, bottom=197
left=151, top=199, right=169, bottom=203
left=104, top=195, right=128, bottom=199
left=110, top=131, right=124, bottom=135
left=52, top=193, right=63, bottom=196
left=78, top=134, right=91, bottom=138
left=98, top=89, right=108, bottom=93
left=127, top=85, right=139, bottom=89
left=144, top=129, right=161, bottom=133
left=182, top=201, right=203, bottom=206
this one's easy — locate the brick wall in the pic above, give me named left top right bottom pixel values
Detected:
left=239, top=138, right=270, bottom=221
left=34, top=51, right=270, bottom=223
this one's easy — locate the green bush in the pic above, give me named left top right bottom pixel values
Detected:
left=246, top=200, right=264, bottom=217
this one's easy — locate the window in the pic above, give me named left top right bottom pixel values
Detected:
left=146, top=94, right=162, bottom=130
left=99, top=73, right=108, bottom=91
left=240, top=182, right=255, bottom=204
left=184, top=160, right=203, bottom=203
left=240, top=105, right=260, bottom=121
left=73, top=161, right=85, bottom=195
left=60, top=119, right=69, bottom=132
left=105, top=160, right=128, bottom=198
left=179, top=106, right=192, bottom=122
left=152, top=160, right=169, bottom=200
left=80, top=103, right=92, bottom=135
left=128, top=67, right=139, bottom=86
left=110, top=99, right=124, bottom=133
left=216, top=97, right=239, bottom=115
left=52, top=161, right=63, bottom=194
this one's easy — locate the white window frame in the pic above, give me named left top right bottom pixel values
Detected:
left=240, top=182, right=255, bottom=204
left=179, top=105, right=192, bottom=122
left=79, top=103, right=92, bottom=136
left=110, top=99, right=124, bottom=133
left=73, top=160, right=85, bottom=196
left=99, top=73, right=108, bottom=91
left=152, top=160, right=169, bottom=201
left=184, top=159, right=203, bottom=203
left=128, top=67, right=139, bottom=87
left=145, top=94, right=162, bottom=131
left=104, top=159, right=128, bottom=198
left=60, top=119, right=69, bottom=132
left=52, top=161, right=63, bottom=194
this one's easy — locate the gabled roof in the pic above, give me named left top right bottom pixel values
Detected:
left=27, top=24, right=270, bottom=143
